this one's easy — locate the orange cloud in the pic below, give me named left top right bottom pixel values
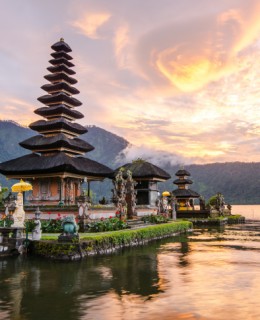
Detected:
left=148, top=2, right=260, bottom=93
left=114, top=24, right=131, bottom=68
left=156, top=48, right=213, bottom=92
left=0, top=96, right=37, bottom=126
left=71, top=12, right=111, bottom=39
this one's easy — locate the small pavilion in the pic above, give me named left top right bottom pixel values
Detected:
left=115, top=159, right=171, bottom=206
left=0, top=39, right=112, bottom=205
left=172, top=168, right=200, bottom=210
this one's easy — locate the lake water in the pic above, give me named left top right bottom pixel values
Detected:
left=0, top=205, right=260, bottom=320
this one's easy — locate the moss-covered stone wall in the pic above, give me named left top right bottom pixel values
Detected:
left=29, top=221, right=192, bottom=261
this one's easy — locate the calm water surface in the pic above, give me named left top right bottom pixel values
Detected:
left=0, top=205, right=260, bottom=320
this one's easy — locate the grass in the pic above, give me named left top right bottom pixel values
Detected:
left=40, top=220, right=192, bottom=241
left=31, top=221, right=192, bottom=260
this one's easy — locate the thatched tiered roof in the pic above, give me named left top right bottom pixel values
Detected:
left=172, top=168, right=200, bottom=198
left=0, top=38, right=112, bottom=180
left=115, top=159, right=171, bottom=181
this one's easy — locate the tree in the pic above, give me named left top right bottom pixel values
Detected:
left=0, top=186, right=9, bottom=204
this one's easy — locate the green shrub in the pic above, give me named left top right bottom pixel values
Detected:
left=38, top=221, right=193, bottom=259
left=25, top=218, right=63, bottom=233
left=81, top=221, right=192, bottom=246
left=86, top=217, right=129, bottom=232
left=41, top=219, right=63, bottom=233
left=141, top=214, right=170, bottom=224
left=207, top=195, right=218, bottom=207
left=0, top=216, right=13, bottom=227
left=227, top=215, right=245, bottom=224
left=25, top=220, right=36, bottom=232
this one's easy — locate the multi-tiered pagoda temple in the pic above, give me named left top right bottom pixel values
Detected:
left=172, top=168, right=200, bottom=210
left=0, top=39, right=112, bottom=205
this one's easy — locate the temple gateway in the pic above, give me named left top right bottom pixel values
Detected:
left=0, top=39, right=112, bottom=205
left=115, top=159, right=171, bottom=206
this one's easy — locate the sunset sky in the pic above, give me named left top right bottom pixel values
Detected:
left=1, top=0, right=260, bottom=165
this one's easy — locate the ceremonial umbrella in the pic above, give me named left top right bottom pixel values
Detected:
left=162, top=191, right=171, bottom=197
left=11, top=179, right=33, bottom=193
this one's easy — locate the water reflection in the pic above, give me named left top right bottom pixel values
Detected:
left=0, top=221, right=260, bottom=320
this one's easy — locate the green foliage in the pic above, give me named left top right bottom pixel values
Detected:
left=41, top=219, right=63, bottom=233
left=25, top=218, right=63, bottom=233
left=25, top=220, right=36, bottom=232
left=132, top=158, right=146, bottom=164
left=186, top=217, right=227, bottom=225
left=227, top=215, right=245, bottom=224
left=207, top=195, right=218, bottom=206
left=41, top=235, right=59, bottom=240
left=80, top=221, right=192, bottom=251
left=0, top=186, right=9, bottom=204
left=0, top=216, right=13, bottom=227
left=141, top=214, right=170, bottom=224
left=86, top=217, right=129, bottom=232
left=32, top=241, right=78, bottom=257
left=33, top=221, right=192, bottom=259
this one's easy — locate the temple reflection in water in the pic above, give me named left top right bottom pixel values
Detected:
left=1, top=224, right=260, bottom=320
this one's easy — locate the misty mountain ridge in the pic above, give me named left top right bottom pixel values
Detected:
left=0, top=120, right=259, bottom=204
left=0, top=120, right=128, bottom=168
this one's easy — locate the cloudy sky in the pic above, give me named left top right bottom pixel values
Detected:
left=1, top=0, right=260, bottom=164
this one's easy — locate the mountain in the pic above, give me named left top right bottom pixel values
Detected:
left=159, top=162, right=260, bottom=205
left=0, top=120, right=259, bottom=204
left=0, top=120, right=128, bottom=167
left=82, top=125, right=128, bottom=168
left=0, top=121, right=33, bottom=162
left=0, top=120, right=128, bottom=197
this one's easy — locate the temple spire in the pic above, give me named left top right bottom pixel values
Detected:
left=20, top=39, right=94, bottom=156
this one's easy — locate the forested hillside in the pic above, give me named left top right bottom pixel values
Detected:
left=83, top=125, right=128, bottom=168
left=0, top=121, right=128, bottom=167
left=0, top=120, right=259, bottom=204
left=0, top=120, right=128, bottom=197
left=0, top=121, right=33, bottom=162
left=159, top=162, right=260, bottom=204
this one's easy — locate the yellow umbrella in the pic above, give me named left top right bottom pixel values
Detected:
left=162, top=191, right=171, bottom=197
left=11, top=179, right=33, bottom=193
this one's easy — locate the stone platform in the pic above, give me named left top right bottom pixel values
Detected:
left=0, top=227, right=25, bottom=257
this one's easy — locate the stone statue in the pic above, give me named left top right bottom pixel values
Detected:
left=32, top=207, right=42, bottom=241
left=76, top=194, right=90, bottom=232
left=155, top=197, right=161, bottom=214
left=32, top=220, right=42, bottom=241
left=112, top=169, right=127, bottom=220
left=216, top=192, right=225, bottom=215
left=58, top=216, right=79, bottom=242
left=12, top=192, right=25, bottom=228
left=170, top=196, right=177, bottom=220
left=62, top=216, right=78, bottom=234
left=162, top=196, right=169, bottom=215
left=125, top=170, right=137, bottom=219
left=65, top=179, right=73, bottom=205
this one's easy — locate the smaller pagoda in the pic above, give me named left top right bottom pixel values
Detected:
left=115, top=159, right=171, bottom=206
left=172, top=168, right=200, bottom=210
